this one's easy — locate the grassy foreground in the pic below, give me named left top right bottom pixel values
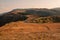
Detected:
left=0, top=21, right=60, bottom=40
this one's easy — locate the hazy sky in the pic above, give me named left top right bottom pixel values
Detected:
left=0, top=0, right=60, bottom=13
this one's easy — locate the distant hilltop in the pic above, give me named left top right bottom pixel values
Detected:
left=0, top=8, right=60, bottom=27
left=6, top=8, right=60, bottom=16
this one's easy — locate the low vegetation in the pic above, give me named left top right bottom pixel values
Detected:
left=0, top=8, right=60, bottom=27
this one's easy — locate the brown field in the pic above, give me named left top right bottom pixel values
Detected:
left=0, top=21, right=60, bottom=40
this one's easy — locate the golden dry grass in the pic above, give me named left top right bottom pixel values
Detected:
left=0, top=21, right=60, bottom=40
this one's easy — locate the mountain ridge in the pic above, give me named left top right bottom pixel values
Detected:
left=0, top=8, right=60, bottom=27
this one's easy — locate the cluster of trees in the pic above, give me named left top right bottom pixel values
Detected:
left=0, top=13, right=27, bottom=26
left=25, top=16, right=60, bottom=23
left=52, top=16, right=60, bottom=22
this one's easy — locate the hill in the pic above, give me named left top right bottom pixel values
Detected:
left=0, top=8, right=60, bottom=27
left=0, top=21, right=60, bottom=40
left=0, top=8, right=60, bottom=40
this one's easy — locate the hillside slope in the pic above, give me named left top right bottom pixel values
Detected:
left=0, top=21, right=60, bottom=40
